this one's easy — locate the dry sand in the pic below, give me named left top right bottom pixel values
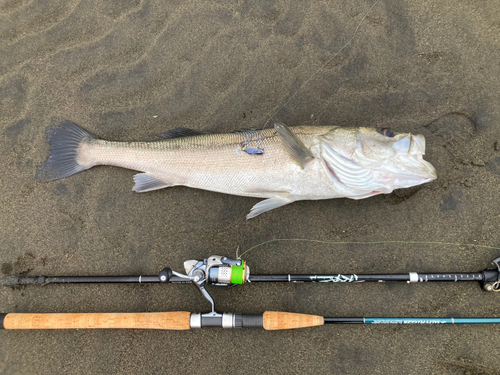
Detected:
left=1, top=0, right=500, bottom=374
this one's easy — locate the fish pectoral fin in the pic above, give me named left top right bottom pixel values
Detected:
left=274, top=122, right=313, bottom=169
left=132, top=173, right=172, bottom=193
left=247, top=195, right=295, bottom=219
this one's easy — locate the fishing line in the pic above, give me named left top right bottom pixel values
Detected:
left=238, top=239, right=500, bottom=259
left=263, top=0, right=381, bottom=129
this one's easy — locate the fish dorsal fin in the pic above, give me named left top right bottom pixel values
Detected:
left=274, top=122, right=313, bottom=169
left=157, top=127, right=209, bottom=139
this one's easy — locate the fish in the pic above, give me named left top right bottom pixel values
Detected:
left=35, top=120, right=437, bottom=219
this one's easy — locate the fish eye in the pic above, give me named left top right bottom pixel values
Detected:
left=377, top=128, right=395, bottom=137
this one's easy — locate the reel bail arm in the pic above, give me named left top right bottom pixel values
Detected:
left=160, top=255, right=250, bottom=323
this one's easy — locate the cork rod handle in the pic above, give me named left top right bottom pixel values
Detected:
left=263, top=311, right=324, bottom=330
left=0, top=312, right=191, bottom=330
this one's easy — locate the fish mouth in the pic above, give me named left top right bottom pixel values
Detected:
left=405, top=152, right=437, bottom=180
left=389, top=155, right=437, bottom=189
left=420, top=159, right=437, bottom=180
left=393, top=134, right=437, bottom=181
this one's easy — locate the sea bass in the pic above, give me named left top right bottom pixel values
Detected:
left=36, top=120, right=437, bottom=219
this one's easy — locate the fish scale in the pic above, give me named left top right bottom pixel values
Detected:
left=80, top=127, right=331, bottom=197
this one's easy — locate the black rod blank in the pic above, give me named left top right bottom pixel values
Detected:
left=248, top=273, right=484, bottom=283
left=2, top=275, right=190, bottom=286
left=2, top=272, right=486, bottom=286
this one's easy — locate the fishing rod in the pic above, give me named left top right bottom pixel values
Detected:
left=2, top=255, right=500, bottom=331
left=4, top=255, right=500, bottom=292
left=2, top=311, right=500, bottom=331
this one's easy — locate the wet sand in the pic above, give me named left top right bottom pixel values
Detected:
left=1, top=0, right=500, bottom=373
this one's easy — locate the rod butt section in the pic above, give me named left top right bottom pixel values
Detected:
left=1, top=312, right=191, bottom=330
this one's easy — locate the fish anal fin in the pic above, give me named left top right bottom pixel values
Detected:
left=132, top=173, right=172, bottom=193
left=247, top=195, right=295, bottom=219
left=274, top=122, right=313, bottom=169
left=156, top=128, right=208, bottom=140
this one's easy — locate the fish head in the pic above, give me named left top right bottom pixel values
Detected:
left=319, top=127, right=437, bottom=195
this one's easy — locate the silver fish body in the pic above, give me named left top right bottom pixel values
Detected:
left=36, top=121, right=437, bottom=218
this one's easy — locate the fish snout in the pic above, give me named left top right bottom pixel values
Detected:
left=403, top=157, right=437, bottom=184
left=392, top=134, right=426, bottom=156
left=409, top=134, right=426, bottom=155
left=393, top=133, right=436, bottom=181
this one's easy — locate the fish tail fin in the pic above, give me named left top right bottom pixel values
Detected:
left=35, top=120, right=100, bottom=182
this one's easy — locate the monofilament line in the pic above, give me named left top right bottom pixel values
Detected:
left=238, top=239, right=500, bottom=259
left=263, top=0, right=381, bottom=129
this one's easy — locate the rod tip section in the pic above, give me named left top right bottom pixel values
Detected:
left=0, top=313, right=6, bottom=329
left=263, top=311, right=324, bottom=330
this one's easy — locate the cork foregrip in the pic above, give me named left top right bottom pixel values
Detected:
left=263, top=311, right=324, bottom=330
left=3, top=312, right=191, bottom=330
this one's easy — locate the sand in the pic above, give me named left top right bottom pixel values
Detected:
left=1, top=0, right=500, bottom=373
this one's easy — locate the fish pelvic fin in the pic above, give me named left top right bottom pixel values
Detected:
left=35, top=120, right=99, bottom=182
left=274, top=122, right=313, bottom=169
left=246, top=195, right=295, bottom=219
left=132, top=173, right=172, bottom=193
